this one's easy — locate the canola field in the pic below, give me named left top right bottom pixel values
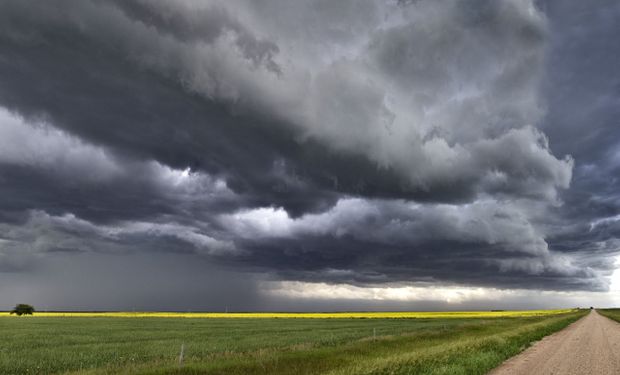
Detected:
left=0, top=309, right=585, bottom=375
left=0, top=308, right=574, bottom=319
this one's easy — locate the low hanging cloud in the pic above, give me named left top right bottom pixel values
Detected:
left=220, top=198, right=602, bottom=291
left=0, top=0, right=618, bottom=309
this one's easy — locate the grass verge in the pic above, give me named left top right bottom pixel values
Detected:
left=596, top=308, right=620, bottom=323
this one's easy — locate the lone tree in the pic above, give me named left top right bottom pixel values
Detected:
left=10, top=304, right=35, bottom=316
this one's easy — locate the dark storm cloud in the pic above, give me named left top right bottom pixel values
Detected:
left=533, top=0, right=620, bottom=267
left=105, top=0, right=282, bottom=74
left=0, top=0, right=618, bottom=310
left=0, top=0, right=572, bottom=205
left=220, top=199, right=604, bottom=291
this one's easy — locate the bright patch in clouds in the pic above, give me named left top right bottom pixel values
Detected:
left=609, top=256, right=620, bottom=292
left=262, top=280, right=620, bottom=308
left=262, top=281, right=502, bottom=303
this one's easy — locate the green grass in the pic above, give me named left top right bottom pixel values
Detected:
left=596, top=308, right=620, bottom=322
left=0, top=310, right=587, bottom=375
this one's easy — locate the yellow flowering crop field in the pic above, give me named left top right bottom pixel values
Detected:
left=0, top=308, right=575, bottom=319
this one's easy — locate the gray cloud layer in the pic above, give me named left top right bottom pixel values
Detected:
left=0, top=0, right=618, bottom=309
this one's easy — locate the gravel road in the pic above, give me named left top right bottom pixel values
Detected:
left=489, top=310, right=620, bottom=375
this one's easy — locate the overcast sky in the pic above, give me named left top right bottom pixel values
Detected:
left=0, top=0, right=619, bottom=311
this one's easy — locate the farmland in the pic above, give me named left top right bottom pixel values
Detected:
left=0, top=309, right=586, bottom=375
left=0, top=309, right=574, bottom=319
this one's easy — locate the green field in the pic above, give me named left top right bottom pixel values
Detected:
left=0, top=310, right=586, bottom=375
left=596, top=308, right=620, bottom=322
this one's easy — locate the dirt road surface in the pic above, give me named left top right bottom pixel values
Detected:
left=489, top=310, right=620, bottom=375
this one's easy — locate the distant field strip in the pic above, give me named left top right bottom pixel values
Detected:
left=0, top=309, right=574, bottom=319
left=0, top=309, right=586, bottom=374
